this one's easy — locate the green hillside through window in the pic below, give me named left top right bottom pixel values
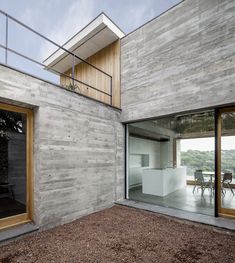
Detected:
left=181, top=150, right=235, bottom=177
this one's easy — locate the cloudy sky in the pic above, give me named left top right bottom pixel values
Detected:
left=0, top=0, right=181, bottom=80
left=0, top=0, right=181, bottom=43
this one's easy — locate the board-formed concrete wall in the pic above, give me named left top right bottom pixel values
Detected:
left=0, top=65, right=124, bottom=229
left=121, top=0, right=235, bottom=122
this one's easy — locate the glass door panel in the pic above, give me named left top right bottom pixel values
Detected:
left=218, top=108, right=235, bottom=216
left=0, top=109, right=27, bottom=219
left=0, top=103, right=33, bottom=229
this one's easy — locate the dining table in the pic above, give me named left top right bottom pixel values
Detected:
left=202, top=171, right=224, bottom=195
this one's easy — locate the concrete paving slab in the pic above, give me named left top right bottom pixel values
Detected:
left=116, top=199, right=235, bottom=231
left=0, top=223, right=39, bottom=244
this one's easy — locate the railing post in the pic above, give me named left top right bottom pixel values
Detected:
left=72, top=54, right=75, bottom=87
left=110, top=77, right=112, bottom=105
left=5, top=15, right=8, bottom=64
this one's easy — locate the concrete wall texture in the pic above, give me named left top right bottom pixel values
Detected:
left=121, top=0, right=235, bottom=122
left=0, top=65, right=124, bottom=229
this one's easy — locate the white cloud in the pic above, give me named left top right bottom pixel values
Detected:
left=39, top=0, right=96, bottom=61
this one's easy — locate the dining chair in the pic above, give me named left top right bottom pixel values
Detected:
left=222, top=173, right=234, bottom=196
left=193, top=170, right=211, bottom=196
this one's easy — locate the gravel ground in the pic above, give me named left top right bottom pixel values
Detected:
left=0, top=205, right=235, bottom=263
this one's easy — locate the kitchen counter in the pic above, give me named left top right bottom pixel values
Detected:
left=142, top=167, right=186, bottom=197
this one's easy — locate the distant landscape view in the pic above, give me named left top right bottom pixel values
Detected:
left=181, top=149, right=235, bottom=178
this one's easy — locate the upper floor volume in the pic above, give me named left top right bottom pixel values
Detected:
left=44, top=13, right=125, bottom=108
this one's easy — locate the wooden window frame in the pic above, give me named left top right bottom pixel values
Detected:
left=0, top=102, right=33, bottom=230
left=216, top=106, right=235, bottom=218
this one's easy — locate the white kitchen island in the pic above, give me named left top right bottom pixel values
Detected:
left=142, top=167, right=186, bottom=197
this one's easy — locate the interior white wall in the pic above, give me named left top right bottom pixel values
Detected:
left=128, top=136, right=160, bottom=188
left=160, top=139, right=173, bottom=169
left=128, top=121, right=180, bottom=189
left=176, top=139, right=181, bottom=167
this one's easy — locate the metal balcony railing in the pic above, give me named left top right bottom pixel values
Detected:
left=0, top=10, right=113, bottom=105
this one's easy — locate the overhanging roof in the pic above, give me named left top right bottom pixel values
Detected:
left=43, top=13, right=125, bottom=73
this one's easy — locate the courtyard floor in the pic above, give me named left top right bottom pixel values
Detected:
left=0, top=205, right=235, bottom=263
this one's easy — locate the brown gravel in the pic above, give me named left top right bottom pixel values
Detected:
left=0, top=205, right=235, bottom=263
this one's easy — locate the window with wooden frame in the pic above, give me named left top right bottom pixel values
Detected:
left=0, top=102, right=33, bottom=230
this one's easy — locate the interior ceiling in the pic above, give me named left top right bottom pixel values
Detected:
left=131, top=111, right=235, bottom=139
left=128, top=126, right=170, bottom=142
left=152, top=111, right=215, bottom=136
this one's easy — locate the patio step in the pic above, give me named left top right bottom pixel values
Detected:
left=116, top=199, right=235, bottom=231
left=0, top=223, right=39, bottom=244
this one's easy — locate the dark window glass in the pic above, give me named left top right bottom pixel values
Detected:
left=0, top=109, right=26, bottom=219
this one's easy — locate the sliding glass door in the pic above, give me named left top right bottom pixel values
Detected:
left=126, top=111, right=216, bottom=216
left=217, top=107, right=235, bottom=217
left=0, top=103, right=33, bottom=229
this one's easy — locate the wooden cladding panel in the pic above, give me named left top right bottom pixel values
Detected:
left=60, top=40, right=121, bottom=108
